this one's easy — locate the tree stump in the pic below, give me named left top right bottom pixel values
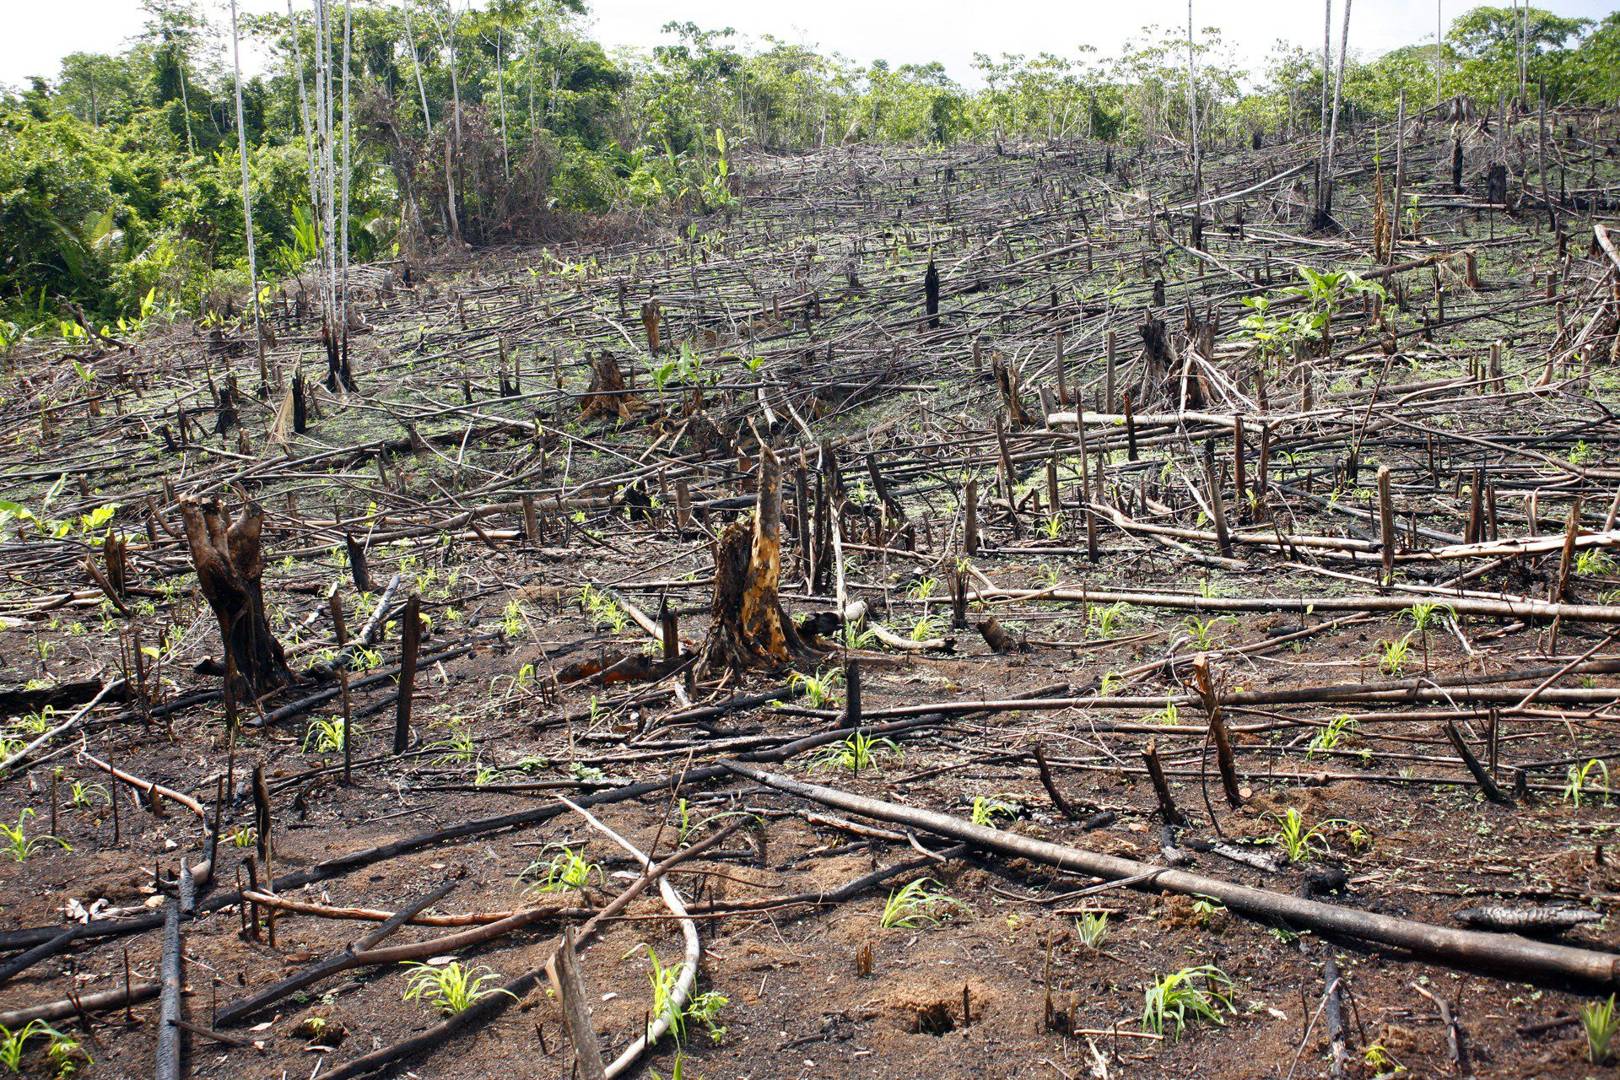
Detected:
left=640, top=299, right=662, bottom=354
left=179, top=496, right=293, bottom=698
left=580, top=352, right=638, bottom=421
left=702, top=443, right=807, bottom=675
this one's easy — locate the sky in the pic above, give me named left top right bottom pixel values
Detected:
left=1, top=0, right=1614, bottom=90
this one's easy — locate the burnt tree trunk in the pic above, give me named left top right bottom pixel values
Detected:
left=179, top=496, right=293, bottom=698
left=924, top=259, right=940, bottom=329
left=702, top=443, right=807, bottom=674
left=581, top=353, right=638, bottom=421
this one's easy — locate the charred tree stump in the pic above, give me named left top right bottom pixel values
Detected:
left=1486, top=163, right=1508, bottom=205
left=581, top=353, right=638, bottom=421
left=702, top=444, right=807, bottom=675
left=179, top=496, right=292, bottom=698
left=322, top=322, right=356, bottom=392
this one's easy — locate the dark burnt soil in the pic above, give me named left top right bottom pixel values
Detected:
left=4, top=610, right=1618, bottom=1080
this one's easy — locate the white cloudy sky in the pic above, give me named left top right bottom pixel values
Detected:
left=2, top=0, right=1614, bottom=89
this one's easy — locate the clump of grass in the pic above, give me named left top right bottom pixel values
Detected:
left=806, top=731, right=900, bottom=775
left=1307, top=714, right=1357, bottom=759
left=1583, top=993, right=1619, bottom=1064
left=1140, top=964, right=1235, bottom=1039
left=969, top=794, right=1019, bottom=827
left=302, top=715, right=346, bottom=754
left=401, top=961, right=515, bottom=1015
left=1376, top=633, right=1413, bottom=676
left=0, top=809, right=69, bottom=863
left=1145, top=699, right=1179, bottom=725
left=65, top=778, right=109, bottom=809
left=1577, top=549, right=1618, bottom=577
left=908, top=612, right=945, bottom=642
left=1181, top=615, right=1232, bottom=651
left=579, top=584, right=630, bottom=634
left=1075, top=911, right=1109, bottom=950
left=521, top=845, right=602, bottom=893
left=879, top=878, right=957, bottom=929
left=0, top=1018, right=89, bottom=1075
left=788, top=668, right=842, bottom=708
left=1087, top=602, right=1129, bottom=638
left=647, top=945, right=684, bottom=1040
left=1264, top=808, right=1347, bottom=863
left=427, top=718, right=477, bottom=764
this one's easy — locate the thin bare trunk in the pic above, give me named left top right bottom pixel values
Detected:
left=496, top=24, right=510, bottom=180
left=1319, top=0, right=1331, bottom=209
left=1436, top=0, right=1444, bottom=108
left=228, top=0, right=267, bottom=389
left=340, top=0, right=353, bottom=365
left=177, top=50, right=194, bottom=155
left=1322, top=0, right=1353, bottom=218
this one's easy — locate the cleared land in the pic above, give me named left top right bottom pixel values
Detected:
left=4, top=100, right=1620, bottom=1079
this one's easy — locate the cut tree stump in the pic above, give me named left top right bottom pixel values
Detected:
left=702, top=442, right=808, bottom=674
left=580, top=352, right=638, bottom=421
left=179, top=496, right=293, bottom=698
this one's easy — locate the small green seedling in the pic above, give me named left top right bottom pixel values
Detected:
left=1376, top=633, right=1412, bottom=676
left=401, top=961, right=515, bottom=1014
left=880, top=878, right=955, bottom=929
left=522, top=845, right=602, bottom=894
left=302, top=716, right=346, bottom=754
left=1307, top=714, right=1357, bottom=759
left=788, top=668, right=843, bottom=708
left=1141, top=964, right=1235, bottom=1039
left=969, top=795, right=1019, bottom=827
left=1076, top=911, right=1109, bottom=950
left=1264, top=808, right=1346, bottom=863
left=1583, top=993, right=1618, bottom=1065
left=1564, top=759, right=1612, bottom=808
left=66, top=779, right=109, bottom=809
left=0, top=809, right=69, bottom=862
left=807, top=732, right=900, bottom=775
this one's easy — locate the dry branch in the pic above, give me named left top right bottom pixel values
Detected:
left=725, top=762, right=1620, bottom=987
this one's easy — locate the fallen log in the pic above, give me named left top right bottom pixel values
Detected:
left=0, top=979, right=161, bottom=1028
left=155, top=897, right=183, bottom=1080
left=970, top=585, right=1620, bottom=624
left=723, top=762, right=1620, bottom=988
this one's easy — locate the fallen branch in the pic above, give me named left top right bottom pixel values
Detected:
left=723, top=762, right=1620, bottom=987
left=0, top=980, right=161, bottom=1028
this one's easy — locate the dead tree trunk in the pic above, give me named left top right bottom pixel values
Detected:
left=924, top=259, right=940, bottom=329
left=702, top=443, right=807, bottom=674
left=580, top=353, right=638, bottom=421
left=179, top=496, right=293, bottom=698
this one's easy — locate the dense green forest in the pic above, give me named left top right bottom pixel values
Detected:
left=1, top=0, right=1616, bottom=340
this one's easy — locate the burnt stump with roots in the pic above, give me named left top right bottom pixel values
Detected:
left=701, top=442, right=812, bottom=675
left=179, top=495, right=293, bottom=699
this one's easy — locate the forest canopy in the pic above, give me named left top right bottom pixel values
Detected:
left=1, top=0, right=1617, bottom=337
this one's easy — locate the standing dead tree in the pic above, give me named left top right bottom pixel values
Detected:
left=702, top=440, right=808, bottom=674
left=179, top=496, right=293, bottom=698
